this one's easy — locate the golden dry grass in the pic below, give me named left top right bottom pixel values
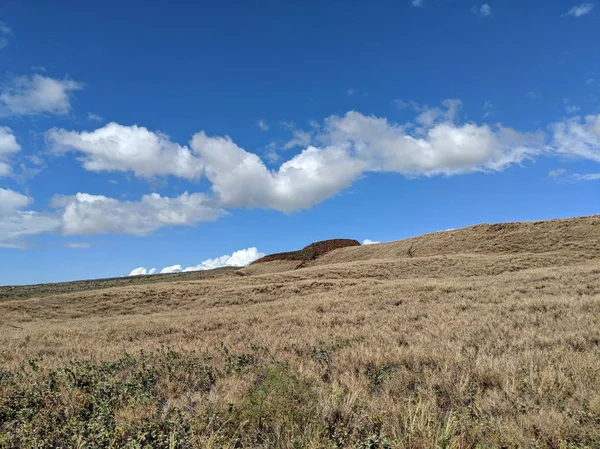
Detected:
left=1, top=215, right=600, bottom=448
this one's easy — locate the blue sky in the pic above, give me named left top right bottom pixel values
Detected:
left=0, top=0, right=599, bottom=285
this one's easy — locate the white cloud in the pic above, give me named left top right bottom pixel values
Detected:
left=51, top=101, right=551, bottom=216
left=321, top=108, right=542, bottom=176
left=550, top=114, right=600, bottom=163
left=51, top=191, right=223, bottom=236
left=132, top=247, right=264, bottom=277
left=160, top=264, right=182, bottom=274
left=189, top=105, right=542, bottom=213
left=0, top=162, right=10, bottom=177
left=526, top=91, right=541, bottom=100
left=0, top=127, right=21, bottom=176
left=472, top=4, right=492, bottom=17
left=566, top=3, right=594, bottom=17
left=181, top=247, right=264, bottom=271
left=47, top=122, right=205, bottom=180
left=87, top=112, right=103, bottom=122
left=0, top=188, right=31, bottom=216
left=191, top=131, right=366, bottom=213
left=65, top=242, right=91, bottom=248
left=0, top=74, right=83, bottom=116
left=128, top=267, right=156, bottom=276
left=257, top=119, right=269, bottom=131
left=362, top=239, right=380, bottom=245
left=346, top=88, right=356, bottom=96
left=412, top=0, right=425, bottom=6
left=0, top=191, right=61, bottom=248
left=0, top=212, right=60, bottom=248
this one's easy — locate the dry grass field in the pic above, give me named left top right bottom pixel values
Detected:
left=1, top=215, right=599, bottom=448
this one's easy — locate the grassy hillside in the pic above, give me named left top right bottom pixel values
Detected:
left=0, top=215, right=599, bottom=448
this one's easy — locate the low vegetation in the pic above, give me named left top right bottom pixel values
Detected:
left=1, top=216, right=599, bottom=448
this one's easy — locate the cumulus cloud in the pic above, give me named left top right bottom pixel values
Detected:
left=0, top=127, right=21, bottom=176
left=362, top=239, right=380, bottom=245
left=47, top=123, right=205, bottom=180
left=129, top=267, right=156, bottom=276
left=191, top=131, right=365, bottom=212
left=181, top=247, right=264, bottom=271
left=50, top=101, right=597, bottom=217
left=160, top=264, right=182, bottom=274
left=6, top=103, right=600, bottom=248
left=0, top=74, right=83, bottom=116
left=131, top=247, right=264, bottom=278
left=321, top=108, right=542, bottom=176
left=52, top=191, right=223, bottom=236
left=566, top=3, right=594, bottom=17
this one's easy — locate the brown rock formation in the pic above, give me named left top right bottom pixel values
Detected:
left=250, top=239, right=361, bottom=265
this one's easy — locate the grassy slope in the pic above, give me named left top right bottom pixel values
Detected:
left=0, top=215, right=599, bottom=448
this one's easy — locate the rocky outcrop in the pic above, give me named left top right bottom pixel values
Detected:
left=250, top=239, right=361, bottom=265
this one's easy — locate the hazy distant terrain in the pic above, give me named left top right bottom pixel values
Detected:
left=1, top=215, right=599, bottom=448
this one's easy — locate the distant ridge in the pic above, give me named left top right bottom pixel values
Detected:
left=243, top=214, right=600, bottom=275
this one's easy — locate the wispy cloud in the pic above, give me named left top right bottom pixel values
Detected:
left=87, top=112, right=103, bottom=122
left=565, top=3, right=595, bottom=17
left=472, top=4, right=492, bottom=17
left=565, top=105, right=581, bottom=114
left=482, top=101, right=494, bottom=118
left=411, top=0, right=425, bottom=7
left=257, top=119, right=269, bottom=131
left=394, top=99, right=409, bottom=110
left=65, top=242, right=91, bottom=249
left=549, top=169, right=600, bottom=182
left=0, top=21, right=11, bottom=49
left=346, top=88, right=356, bottom=97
